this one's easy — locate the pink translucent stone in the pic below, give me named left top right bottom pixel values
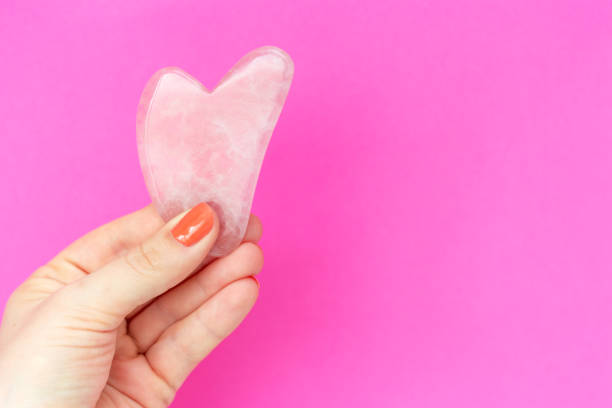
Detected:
left=136, top=46, right=294, bottom=256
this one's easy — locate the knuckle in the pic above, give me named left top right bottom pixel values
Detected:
left=4, top=273, right=46, bottom=309
left=156, top=378, right=177, bottom=407
left=123, top=242, right=163, bottom=278
left=4, top=287, right=22, bottom=311
left=193, top=309, right=225, bottom=341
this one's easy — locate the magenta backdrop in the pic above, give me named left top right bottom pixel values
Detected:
left=2, top=1, right=612, bottom=407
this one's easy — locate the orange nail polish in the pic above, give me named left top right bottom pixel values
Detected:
left=171, top=202, right=214, bottom=246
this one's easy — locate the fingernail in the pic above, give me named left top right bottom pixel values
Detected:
left=172, top=202, right=214, bottom=246
left=249, top=275, right=260, bottom=288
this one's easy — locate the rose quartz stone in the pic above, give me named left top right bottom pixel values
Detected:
left=136, top=46, right=294, bottom=256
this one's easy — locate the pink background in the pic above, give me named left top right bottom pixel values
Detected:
left=1, top=1, right=612, bottom=406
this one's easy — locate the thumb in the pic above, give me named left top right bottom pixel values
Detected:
left=57, top=202, right=219, bottom=328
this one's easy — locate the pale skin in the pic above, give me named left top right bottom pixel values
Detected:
left=0, top=204, right=263, bottom=407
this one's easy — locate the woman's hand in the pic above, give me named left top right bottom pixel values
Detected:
left=0, top=203, right=263, bottom=407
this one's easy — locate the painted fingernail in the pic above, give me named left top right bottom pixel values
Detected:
left=249, top=275, right=260, bottom=288
left=172, top=202, right=214, bottom=246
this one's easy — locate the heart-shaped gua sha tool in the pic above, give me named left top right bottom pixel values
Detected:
left=137, top=46, right=294, bottom=257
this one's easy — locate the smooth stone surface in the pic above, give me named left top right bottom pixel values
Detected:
left=137, top=46, right=294, bottom=256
